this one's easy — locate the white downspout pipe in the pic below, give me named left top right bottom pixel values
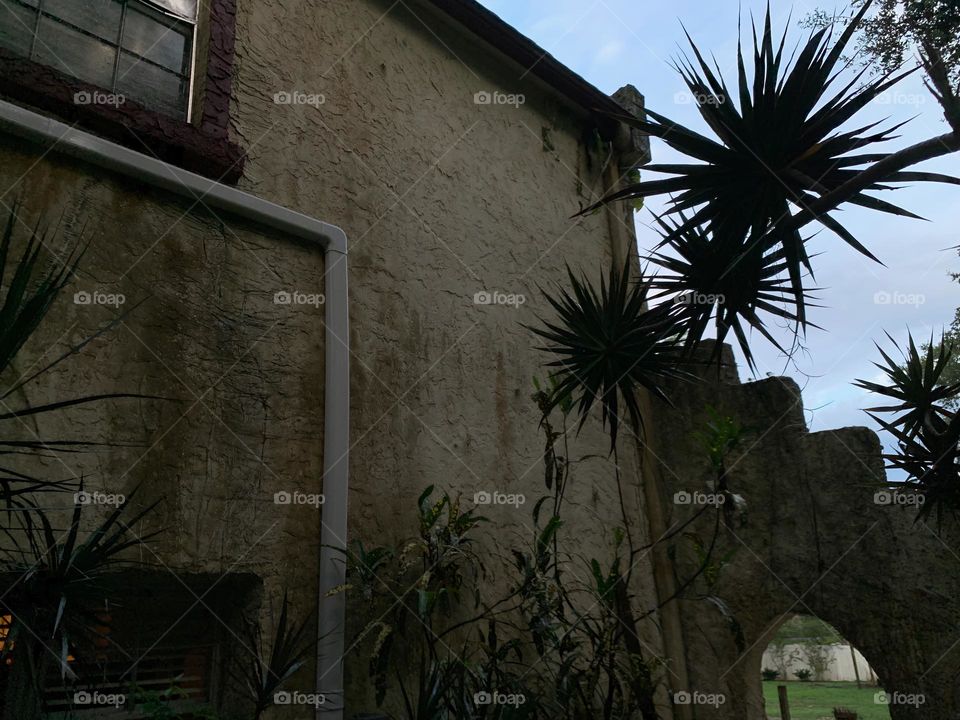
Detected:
left=0, top=99, right=350, bottom=719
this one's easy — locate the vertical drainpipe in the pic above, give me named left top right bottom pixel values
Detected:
left=0, top=98, right=352, bottom=720
left=317, top=247, right=349, bottom=719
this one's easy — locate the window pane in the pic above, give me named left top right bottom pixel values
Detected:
left=117, top=52, right=185, bottom=114
left=0, top=0, right=36, bottom=56
left=34, top=16, right=116, bottom=88
left=121, top=6, right=188, bottom=73
left=148, top=0, right=197, bottom=20
left=42, top=0, right=122, bottom=42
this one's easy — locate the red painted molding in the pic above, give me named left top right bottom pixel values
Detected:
left=0, top=0, right=244, bottom=184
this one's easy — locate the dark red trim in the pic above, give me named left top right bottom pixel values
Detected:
left=201, top=0, right=237, bottom=141
left=0, top=0, right=243, bottom=183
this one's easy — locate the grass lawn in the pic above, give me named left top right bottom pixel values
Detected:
left=762, top=681, right=892, bottom=720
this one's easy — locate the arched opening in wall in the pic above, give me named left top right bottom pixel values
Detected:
left=759, top=614, right=887, bottom=720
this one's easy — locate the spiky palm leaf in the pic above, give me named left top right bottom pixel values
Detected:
left=585, top=2, right=959, bottom=332
left=648, top=214, right=820, bottom=368
left=529, top=260, right=689, bottom=451
left=855, top=331, right=960, bottom=435
left=856, top=332, right=960, bottom=522
left=0, top=486, right=160, bottom=677
left=0, top=203, right=157, bottom=505
left=870, top=411, right=959, bottom=523
left=238, top=592, right=316, bottom=720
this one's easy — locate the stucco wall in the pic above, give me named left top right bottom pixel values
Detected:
left=761, top=643, right=877, bottom=683
left=0, top=0, right=673, bottom=716
left=652, top=346, right=960, bottom=720
left=0, top=133, right=329, bottom=676
left=226, top=0, right=668, bottom=714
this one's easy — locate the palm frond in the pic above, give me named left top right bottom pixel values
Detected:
left=854, top=331, right=960, bottom=436
left=857, top=332, right=960, bottom=522
left=0, top=205, right=160, bottom=504
left=238, top=592, right=316, bottom=719
left=648, top=213, right=820, bottom=369
left=0, top=486, right=160, bottom=677
left=583, top=2, right=956, bottom=343
left=528, top=259, right=690, bottom=451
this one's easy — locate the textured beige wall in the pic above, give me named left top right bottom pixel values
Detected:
left=0, top=0, right=674, bottom=716
left=0, top=135, right=328, bottom=611
left=226, top=0, right=668, bottom=713
left=654, top=347, right=960, bottom=720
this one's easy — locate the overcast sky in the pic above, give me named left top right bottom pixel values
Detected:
left=479, top=0, right=960, bottom=446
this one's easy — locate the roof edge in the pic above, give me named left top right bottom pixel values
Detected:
left=424, top=0, right=634, bottom=125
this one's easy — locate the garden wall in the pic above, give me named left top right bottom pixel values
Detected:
left=651, top=345, right=960, bottom=719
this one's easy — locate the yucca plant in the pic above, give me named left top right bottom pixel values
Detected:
left=0, top=487, right=160, bottom=719
left=0, top=202, right=152, bottom=506
left=855, top=332, right=960, bottom=521
left=585, top=1, right=958, bottom=357
left=529, top=259, right=689, bottom=452
left=648, top=214, right=819, bottom=368
left=236, top=592, right=316, bottom=720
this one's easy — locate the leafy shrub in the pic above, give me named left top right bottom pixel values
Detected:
left=795, top=668, right=813, bottom=682
left=762, top=668, right=780, bottom=681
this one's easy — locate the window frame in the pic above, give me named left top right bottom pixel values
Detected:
left=0, top=0, right=244, bottom=183
left=11, top=0, right=201, bottom=119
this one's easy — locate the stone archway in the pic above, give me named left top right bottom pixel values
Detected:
left=761, top=615, right=876, bottom=684
left=648, top=346, right=960, bottom=719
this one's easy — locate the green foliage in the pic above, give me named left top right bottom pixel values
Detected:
left=236, top=592, right=316, bottom=720
left=693, top=406, right=744, bottom=473
left=762, top=668, right=780, bottom=681
left=339, top=480, right=662, bottom=719
left=775, top=615, right=844, bottom=645
left=769, top=635, right=802, bottom=680
left=649, top=214, right=817, bottom=368
left=126, top=681, right=226, bottom=720
left=796, top=668, right=814, bottom=682
left=800, top=637, right=837, bottom=682
left=511, top=511, right=659, bottom=720
left=855, top=331, right=960, bottom=521
left=580, top=4, right=958, bottom=363
left=894, top=254, right=960, bottom=408
left=529, top=259, right=689, bottom=452
left=808, top=0, right=960, bottom=87
left=334, top=486, right=490, bottom=714
left=0, top=486, right=159, bottom=679
left=0, top=203, right=156, bottom=505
